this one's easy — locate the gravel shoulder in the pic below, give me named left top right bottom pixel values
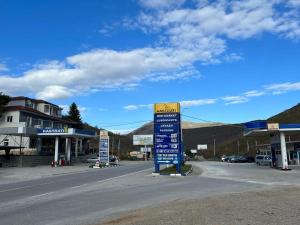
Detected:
left=99, top=185, right=300, bottom=225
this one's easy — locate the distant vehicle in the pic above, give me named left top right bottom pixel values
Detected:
left=221, top=155, right=229, bottom=162
left=227, top=155, right=255, bottom=163
left=255, top=155, right=272, bottom=166
left=238, top=155, right=255, bottom=163
left=86, top=156, right=99, bottom=163
left=229, top=155, right=241, bottom=163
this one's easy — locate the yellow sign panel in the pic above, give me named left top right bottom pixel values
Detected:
left=267, top=123, right=279, bottom=131
left=154, top=102, right=180, bottom=113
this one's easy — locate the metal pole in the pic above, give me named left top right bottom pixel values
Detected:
left=20, top=135, right=23, bottom=167
left=247, top=140, right=250, bottom=153
left=213, top=138, right=216, bottom=158
left=117, top=137, right=120, bottom=159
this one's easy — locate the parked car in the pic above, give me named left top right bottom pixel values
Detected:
left=229, top=155, right=241, bottom=163
left=221, top=155, right=229, bottom=162
left=255, top=155, right=272, bottom=166
left=238, top=155, right=255, bottom=163
left=86, top=156, right=99, bottom=163
left=222, top=155, right=235, bottom=162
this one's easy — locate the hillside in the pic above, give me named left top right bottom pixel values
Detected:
left=128, top=121, right=223, bottom=136
left=116, top=102, right=300, bottom=158
left=268, top=103, right=300, bottom=123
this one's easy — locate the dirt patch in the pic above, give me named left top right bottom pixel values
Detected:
left=101, top=214, right=140, bottom=225
left=97, top=186, right=300, bottom=225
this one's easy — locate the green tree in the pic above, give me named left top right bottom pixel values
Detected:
left=67, top=102, right=82, bottom=124
left=0, top=92, right=10, bottom=116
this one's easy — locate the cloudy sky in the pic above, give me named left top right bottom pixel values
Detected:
left=1, top=0, right=300, bottom=132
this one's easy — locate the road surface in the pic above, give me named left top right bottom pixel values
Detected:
left=1, top=161, right=297, bottom=225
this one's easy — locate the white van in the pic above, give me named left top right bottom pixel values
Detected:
left=256, top=149, right=272, bottom=166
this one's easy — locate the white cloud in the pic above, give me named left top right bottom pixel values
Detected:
left=123, top=104, right=153, bottom=111
left=288, top=0, right=300, bottom=7
left=137, top=0, right=300, bottom=59
left=123, top=99, right=217, bottom=111
left=222, top=96, right=249, bottom=105
left=0, top=48, right=201, bottom=99
left=265, top=82, right=300, bottom=94
left=36, top=85, right=73, bottom=100
left=138, top=0, right=185, bottom=10
left=123, top=105, right=139, bottom=111
left=243, top=90, right=265, bottom=97
left=180, top=99, right=217, bottom=107
left=0, top=63, right=8, bottom=72
left=1, top=0, right=300, bottom=100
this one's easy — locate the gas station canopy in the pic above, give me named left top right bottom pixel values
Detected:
left=244, top=121, right=300, bottom=137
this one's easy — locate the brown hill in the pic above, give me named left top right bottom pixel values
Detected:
left=268, top=103, right=300, bottom=123
left=116, top=103, right=300, bottom=159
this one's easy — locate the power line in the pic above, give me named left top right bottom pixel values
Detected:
left=101, top=120, right=152, bottom=128
left=181, top=114, right=244, bottom=129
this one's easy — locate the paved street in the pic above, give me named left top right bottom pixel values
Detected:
left=0, top=161, right=299, bottom=225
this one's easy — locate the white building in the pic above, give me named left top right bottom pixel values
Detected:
left=0, top=96, right=96, bottom=165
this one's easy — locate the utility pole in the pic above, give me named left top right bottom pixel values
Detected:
left=237, top=140, right=240, bottom=155
left=19, top=135, right=23, bottom=167
left=255, top=140, right=258, bottom=152
left=247, top=140, right=250, bottom=153
left=117, top=135, right=120, bottom=159
left=111, top=135, right=114, bottom=156
left=213, top=138, right=216, bottom=158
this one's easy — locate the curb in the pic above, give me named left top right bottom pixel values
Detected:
left=151, top=166, right=193, bottom=177
left=92, top=164, right=120, bottom=169
left=182, top=167, right=193, bottom=176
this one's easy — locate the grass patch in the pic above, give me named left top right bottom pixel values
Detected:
left=159, top=164, right=192, bottom=175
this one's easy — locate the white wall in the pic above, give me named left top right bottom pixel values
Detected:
left=0, top=111, right=21, bottom=128
left=0, top=135, right=30, bottom=149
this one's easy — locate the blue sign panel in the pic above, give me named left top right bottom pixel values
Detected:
left=154, top=113, right=180, bottom=123
left=154, top=123, right=179, bottom=133
left=99, top=137, right=109, bottom=163
left=153, top=108, right=182, bottom=171
left=37, top=128, right=67, bottom=133
left=155, top=133, right=179, bottom=143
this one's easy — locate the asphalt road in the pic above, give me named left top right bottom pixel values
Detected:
left=0, top=161, right=269, bottom=225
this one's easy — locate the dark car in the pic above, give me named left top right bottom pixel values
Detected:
left=238, top=155, right=255, bottom=163
left=229, top=155, right=241, bottom=163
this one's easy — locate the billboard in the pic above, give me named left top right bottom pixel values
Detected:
left=133, top=135, right=153, bottom=145
left=153, top=103, right=182, bottom=172
left=197, top=144, right=208, bottom=150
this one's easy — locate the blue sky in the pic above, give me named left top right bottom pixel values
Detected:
left=1, top=0, right=300, bottom=133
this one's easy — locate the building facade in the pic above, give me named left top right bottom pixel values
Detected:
left=0, top=97, right=96, bottom=165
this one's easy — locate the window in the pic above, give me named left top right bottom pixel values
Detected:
left=3, top=139, right=9, bottom=146
left=6, top=116, right=13, bottom=122
left=44, top=105, right=50, bottom=113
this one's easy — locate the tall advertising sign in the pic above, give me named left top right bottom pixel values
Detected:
left=153, top=103, right=182, bottom=173
left=99, top=130, right=109, bottom=165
